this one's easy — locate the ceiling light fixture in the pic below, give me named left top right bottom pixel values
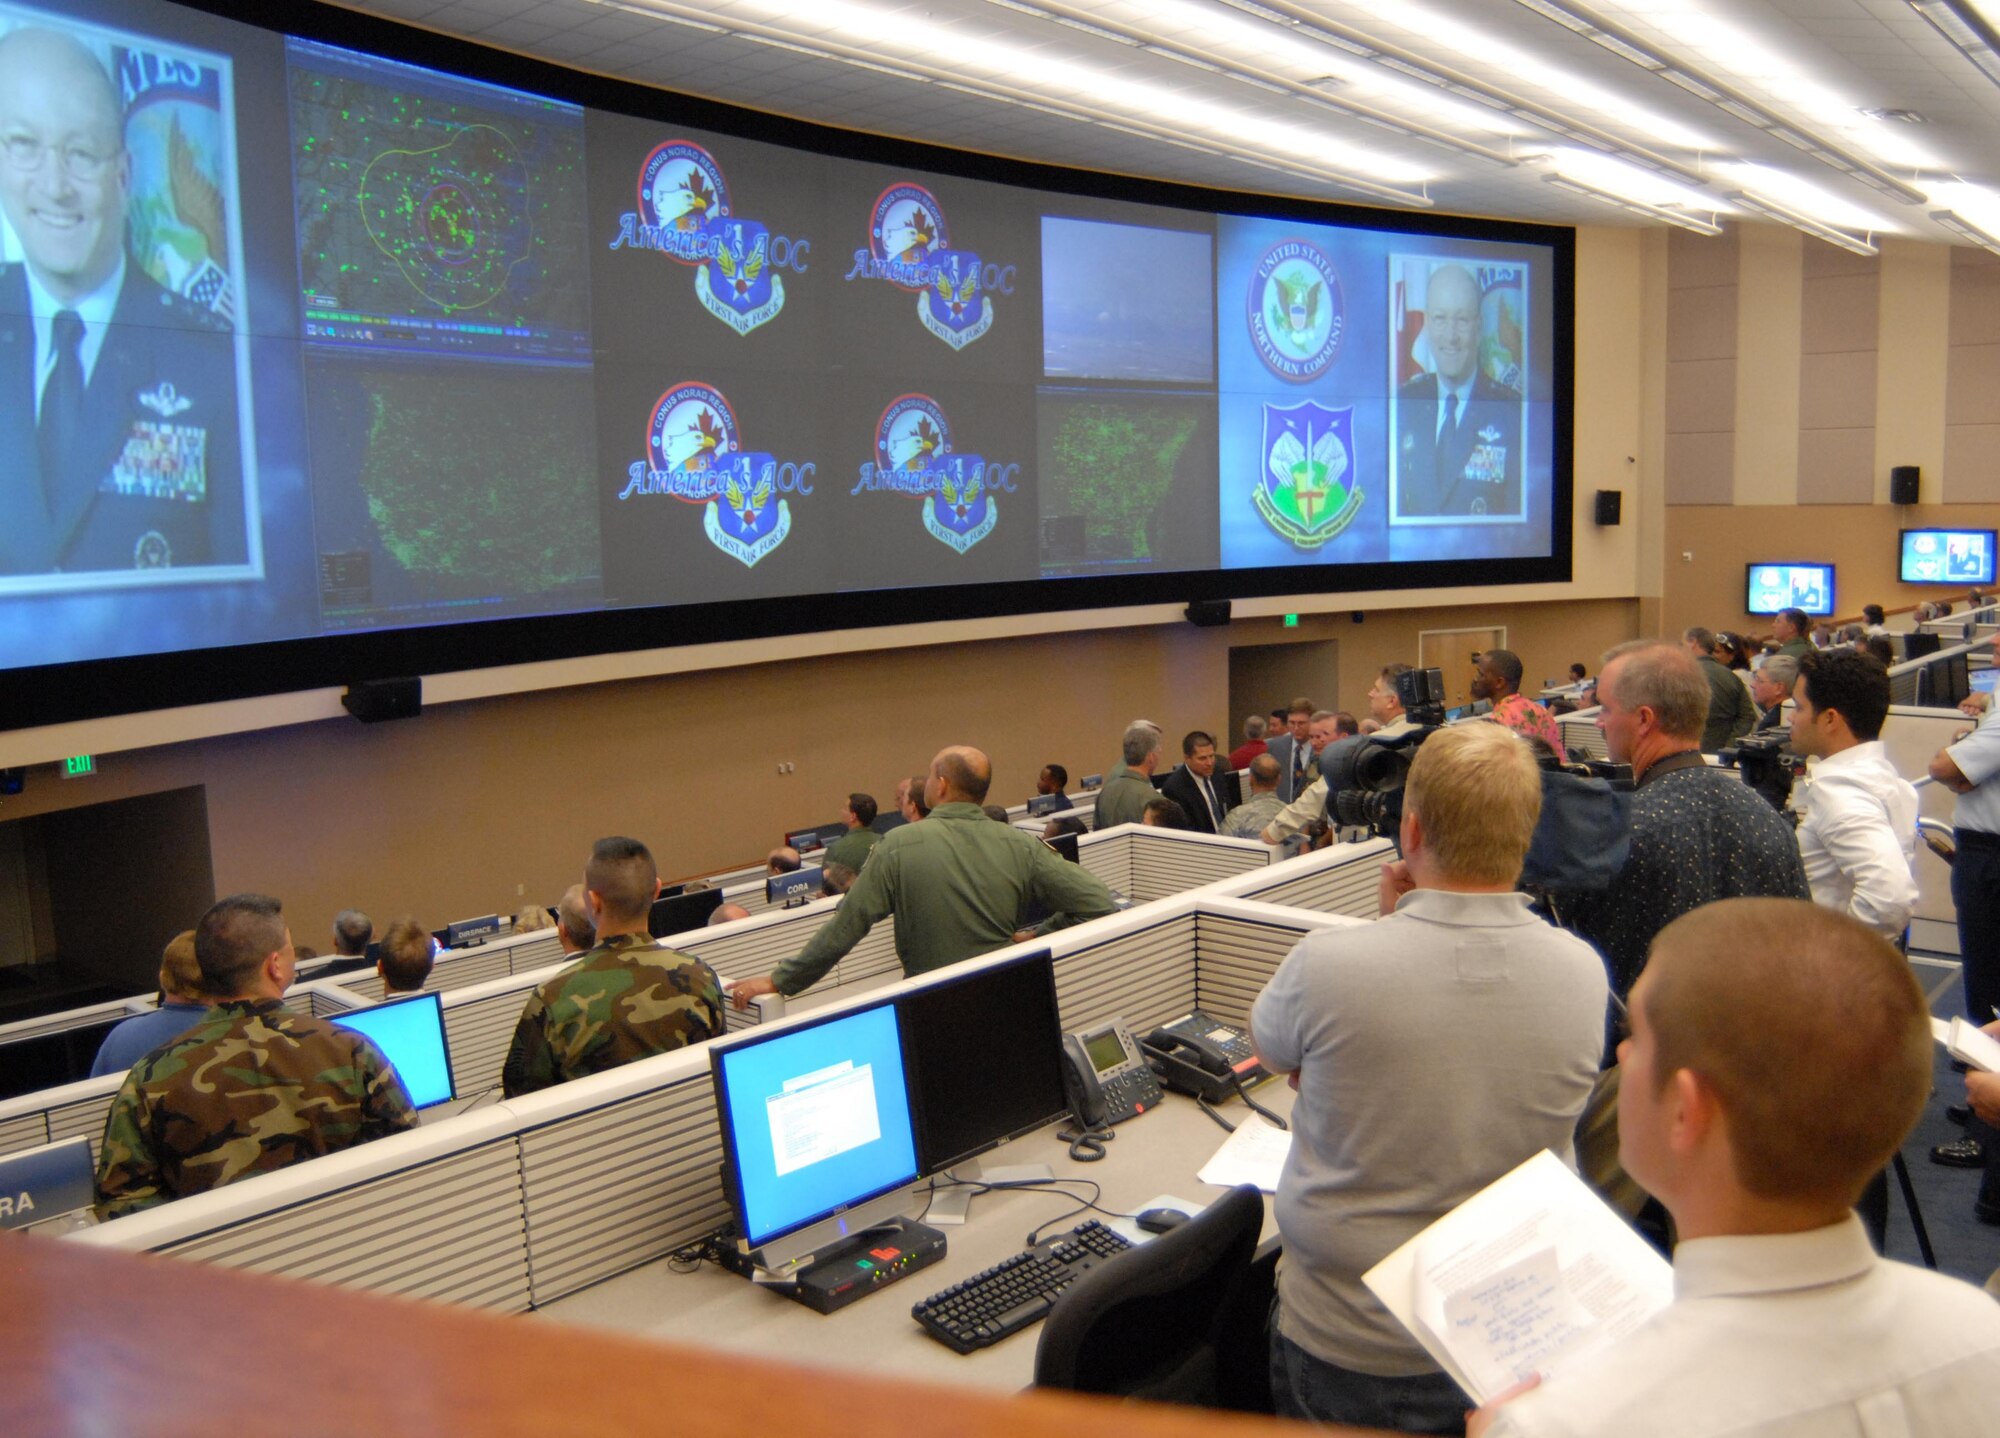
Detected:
left=1910, top=1, right=2000, bottom=87
left=1726, top=190, right=1878, bottom=256
left=1932, top=209, right=2000, bottom=256
left=1543, top=174, right=1722, bottom=235
left=1509, top=0, right=1927, bottom=205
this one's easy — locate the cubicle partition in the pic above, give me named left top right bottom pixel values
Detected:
left=66, top=890, right=1357, bottom=1312
left=1206, top=837, right=1396, bottom=920
left=1556, top=708, right=1607, bottom=761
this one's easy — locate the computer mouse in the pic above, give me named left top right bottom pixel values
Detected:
left=1135, top=1206, right=1190, bottom=1234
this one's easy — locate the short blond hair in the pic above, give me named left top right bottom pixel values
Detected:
left=1639, top=899, right=1929, bottom=1208
left=1404, top=722, right=1541, bottom=885
left=158, top=929, right=203, bottom=1003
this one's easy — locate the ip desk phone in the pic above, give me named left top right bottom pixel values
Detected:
left=1142, top=1009, right=1268, bottom=1104
left=1059, top=1009, right=1269, bottom=1132
left=1061, top=1020, right=1161, bottom=1128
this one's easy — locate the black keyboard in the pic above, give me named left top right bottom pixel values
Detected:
left=910, top=1220, right=1133, bottom=1353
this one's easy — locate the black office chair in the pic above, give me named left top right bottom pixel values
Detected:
left=1032, top=1184, right=1265, bottom=1408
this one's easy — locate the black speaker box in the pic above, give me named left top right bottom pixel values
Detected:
left=342, top=677, right=422, bottom=724
left=1889, top=466, right=1920, bottom=505
left=1593, top=489, right=1623, bottom=526
left=1185, top=599, right=1232, bottom=628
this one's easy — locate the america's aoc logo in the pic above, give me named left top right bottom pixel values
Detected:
left=1248, top=240, right=1344, bottom=383
left=851, top=394, right=1019, bottom=553
left=1256, top=401, right=1362, bottom=549
left=617, top=382, right=816, bottom=567
left=844, top=182, right=1012, bottom=350
left=607, top=140, right=811, bottom=336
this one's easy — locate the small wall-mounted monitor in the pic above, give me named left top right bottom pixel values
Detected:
left=767, top=868, right=823, bottom=906
left=1901, top=529, right=1997, bottom=586
left=1746, top=563, right=1835, bottom=617
left=331, top=992, right=456, bottom=1109
left=649, top=888, right=724, bottom=938
left=710, top=1001, right=920, bottom=1271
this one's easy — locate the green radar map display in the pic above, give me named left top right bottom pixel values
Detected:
left=289, top=48, right=590, bottom=358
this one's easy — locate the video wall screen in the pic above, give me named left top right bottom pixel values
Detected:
left=0, top=0, right=1570, bottom=728
left=1900, top=528, right=1996, bottom=586
left=1746, top=562, right=1836, bottom=617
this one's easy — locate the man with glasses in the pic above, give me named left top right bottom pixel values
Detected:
left=1392, top=263, right=1523, bottom=520
left=0, top=25, right=243, bottom=576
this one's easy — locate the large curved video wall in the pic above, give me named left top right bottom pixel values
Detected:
left=0, top=0, right=1572, bottom=730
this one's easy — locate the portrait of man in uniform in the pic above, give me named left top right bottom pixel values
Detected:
left=1390, top=260, right=1524, bottom=523
left=0, top=20, right=248, bottom=580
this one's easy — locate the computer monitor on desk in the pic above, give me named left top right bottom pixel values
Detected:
left=331, top=993, right=456, bottom=1109
left=649, top=888, right=723, bottom=938
left=898, top=950, right=1068, bottom=1223
left=711, top=1001, right=922, bottom=1274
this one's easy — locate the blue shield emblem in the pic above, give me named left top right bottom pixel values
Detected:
left=1255, top=402, right=1362, bottom=550
left=918, top=249, right=993, bottom=350
left=705, top=451, right=790, bottom=566
left=924, top=453, right=997, bottom=553
left=696, top=218, right=786, bottom=334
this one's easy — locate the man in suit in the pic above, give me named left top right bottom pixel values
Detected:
left=1160, top=729, right=1230, bottom=835
left=1263, top=697, right=1317, bottom=802
left=0, top=26, right=244, bottom=577
left=1393, top=263, right=1522, bottom=520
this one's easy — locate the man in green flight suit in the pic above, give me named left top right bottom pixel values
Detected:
left=502, top=835, right=726, bottom=1096
left=727, top=746, right=1118, bottom=1007
left=822, top=792, right=881, bottom=872
left=94, top=894, right=417, bottom=1220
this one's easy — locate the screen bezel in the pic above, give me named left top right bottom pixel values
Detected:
left=709, top=998, right=922, bottom=1252
left=1744, top=562, right=1836, bottom=617
left=329, top=991, right=456, bottom=1109
left=897, top=948, right=1070, bottom=1177
left=0, top=0, right=1574, bottom=736
left=1899, top=528, right=1998, bottom=586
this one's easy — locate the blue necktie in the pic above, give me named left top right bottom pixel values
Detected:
left=1440, top=389, right=1460, bottom=443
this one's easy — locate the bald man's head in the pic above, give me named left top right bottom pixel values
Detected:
left=1424, top=264, right=1482, bottom=387
left=0, top=28, right=130, bottom=304
left=928, top=746, right=992, bottom=806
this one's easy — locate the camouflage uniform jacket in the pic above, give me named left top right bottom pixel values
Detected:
left=501, top=931, right=725, bottom=1097
left=94, top=999, right=417, bottom=1220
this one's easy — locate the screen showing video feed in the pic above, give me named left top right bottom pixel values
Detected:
left=1746, top=563, right=1835, bottom=617
left=0, top=0, right=1572, bottom=731
left=1900, top=529, right=1996, bottom=586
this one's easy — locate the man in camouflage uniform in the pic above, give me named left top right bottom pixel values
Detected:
left=501, top=835, right=726, bottom=1096
left=94, top=894, right=417, bottom=1221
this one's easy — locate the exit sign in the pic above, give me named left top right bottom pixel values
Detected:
left=62, top=755, right=95, bottom=779
left=1283, top=614, right=1300, bottom=628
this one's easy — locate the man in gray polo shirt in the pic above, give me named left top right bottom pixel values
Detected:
left=1251, top=722, right=1608, bottom=1433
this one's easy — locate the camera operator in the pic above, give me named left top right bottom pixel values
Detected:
left=1789, top=649, right=1918, bottom=943
left=1563, top=640, right=1808, bottom=1004
left=1261, top=666, right=1419, bottom=847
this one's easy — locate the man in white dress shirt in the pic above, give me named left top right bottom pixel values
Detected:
left=1788, top=648, right=1919, bottom=942
left=1475, top=898, right=2000, bottom=1438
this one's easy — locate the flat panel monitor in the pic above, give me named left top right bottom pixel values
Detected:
left=1901, top=529, right=1998, bottom=586
left=1047, top=832, right=1081, bottom=865
left=1903, top=631, right=1942, bottom=662
left=1217, top=769, right=1244, bottom=813
left=1026, top=793, right=1069, bottom=818
left=784, top=828, right=830, bottom=855
left=710, top=1001, right=920, bottom=1268
left=1745, top=563, right=1835, bottom=617
left=331, top=992, right=455, bottom=1108
left=897, top=949, right=1069, bottom=1176
left=649, top=888, right=724, bottom=938
left=1919, top=652, right=1972, bottom=709
left=1971, top=668, right=2000, bottom=696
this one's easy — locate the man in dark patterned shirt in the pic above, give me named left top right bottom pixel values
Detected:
left=502, top=836, right=725, bottom=1096
left=1563, top=640, right=1809, bottom=1002
left=94, top=894, right=417, bottom=1220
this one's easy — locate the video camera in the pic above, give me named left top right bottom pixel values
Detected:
left=1324, top=667, right=1448, bottom=835
left=1718, top=731, right=1800, bottom=814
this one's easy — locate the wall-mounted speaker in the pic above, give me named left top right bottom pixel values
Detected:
left=1184, top=599, right=1232, bottom=628
left=342, top=677, right=422, bottom=724
left=1889, top=466, right=1920, bottom=506
left=1593, top=490, right=1623, bottom=526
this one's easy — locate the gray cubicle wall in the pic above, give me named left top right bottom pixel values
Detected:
left=68, top=894, right=1355, bottom=1312
left=334, top=927, right=566, bottom=1005
left=1205, top=838, right=1395, bottom=920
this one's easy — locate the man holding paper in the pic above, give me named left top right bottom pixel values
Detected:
left=1250, top=723, right=1608, bottom=1432
left=1473, top=900, right=2000, bottom=1437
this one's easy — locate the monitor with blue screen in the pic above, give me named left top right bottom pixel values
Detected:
left=1745, top=563, right=1835, bottom=617
left=1900, top=529, right=1997, bottom=586
left=711, top=1002, right=920, bottom=1269
left=331, top=993, right=455, bottom=1109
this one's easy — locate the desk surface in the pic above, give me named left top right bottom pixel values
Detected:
left=535, top=1082, right=1297, bottom=1392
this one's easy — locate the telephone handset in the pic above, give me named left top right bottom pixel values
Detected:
left=1060, top=1020, right=1162, bottom=1130
left=1141, top=1009, right=1267, bottom=1104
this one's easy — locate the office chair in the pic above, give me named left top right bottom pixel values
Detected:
left=1032, top=1183, right=1265, bottom=1409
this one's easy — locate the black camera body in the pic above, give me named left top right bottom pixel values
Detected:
left=1719, top=731, right=1800, bottom=813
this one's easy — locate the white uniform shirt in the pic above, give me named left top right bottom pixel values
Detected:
left=1794, top=740, right=1919, bottom=940
left=1946, top=701, right=2000, bottom=836
left=1488, top=1216, right=2000, bottom=1438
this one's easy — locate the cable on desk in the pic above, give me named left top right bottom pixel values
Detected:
left=1230, top=1072, right=1289, bottom=1131
left=1056, top=1117, right=1113, bottom=1161
left=1196, top=1095, right=1235, bottom=1132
